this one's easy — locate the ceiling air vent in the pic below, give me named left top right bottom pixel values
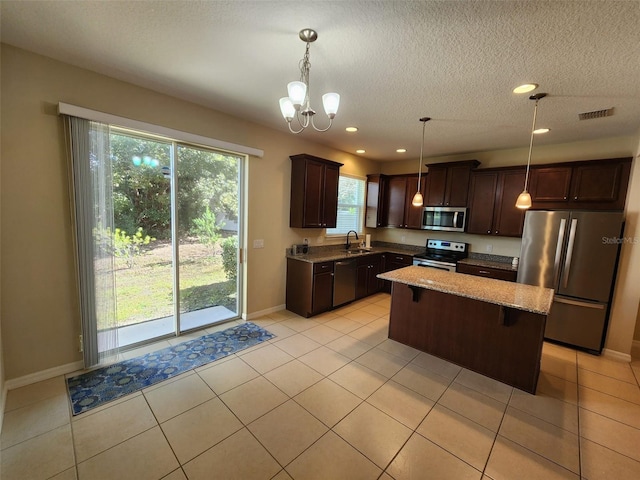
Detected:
left=578, top=108, right=614, bottom=120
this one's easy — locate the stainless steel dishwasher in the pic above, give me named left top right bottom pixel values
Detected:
left=333, top=259, right=356, bottom=307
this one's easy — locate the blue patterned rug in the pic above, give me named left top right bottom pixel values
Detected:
left=67, top=322, right=274, bottom=415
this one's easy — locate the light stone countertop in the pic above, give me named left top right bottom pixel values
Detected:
left=378, top=265, right=554, bottom=315
left=287, top=246, right=419, bottom=264
left=458, top=257, right=518, bottom=272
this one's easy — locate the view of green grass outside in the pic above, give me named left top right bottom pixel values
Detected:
left=113, top=239, right=236, bottom=327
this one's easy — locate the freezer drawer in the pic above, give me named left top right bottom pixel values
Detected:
left=545, top=296, right=608, bottom=352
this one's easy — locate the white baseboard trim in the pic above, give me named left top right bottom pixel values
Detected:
left=244, top=304, right=287, bottom=321
left=5, top=360, right=84, bottom=391
left=631, top=340, right=640, bottom=360
left=602, top=348, right=632, bottom=363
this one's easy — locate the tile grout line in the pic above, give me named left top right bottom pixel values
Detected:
left=479, top=384, right=513, bottom=478
left=367, top=358, right=463, bottom=477
left=576, top=350, right=583, bottom=480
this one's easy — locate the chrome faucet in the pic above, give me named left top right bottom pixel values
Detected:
left=345, top=230, right=359, bottom=250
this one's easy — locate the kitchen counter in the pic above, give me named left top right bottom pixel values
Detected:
left=380, top=266, right=554, bottom=393
left=378, top=266, right=553, bottom=315
left=287, top=245, right=419, bottom=264
left=458, top=257, right=518, bottom=272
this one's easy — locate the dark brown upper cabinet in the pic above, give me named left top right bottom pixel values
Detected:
left=425, top=160, right=480, bottom=207
left=467, top=168, right=526, bottom=237
left=365, top=174, right=388, bottom=228
left=385, top=174, right=425, bottom=229
left=289, top=154, right=343, bottom=228
left=529, top=157, right=631, bottom=210
left=529, top=166, right=572, bottom=202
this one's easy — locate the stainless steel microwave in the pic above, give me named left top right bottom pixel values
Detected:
left=421, top=206, right=467, bottom=232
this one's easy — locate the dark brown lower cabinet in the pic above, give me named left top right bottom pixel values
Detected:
left=286, top=259, right=334, bottom=318
left=381, top=253, right=414, bottom=293
left=456, top=263, right=517, bottom=282
left=388, top=283, right=545, bottom=394
left=312, top=270, right=334, bottom=315
left=356, top=254, right=382, bottom=299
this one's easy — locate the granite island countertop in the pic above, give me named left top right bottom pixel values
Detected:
left=378, top=265, right=553, bottom=315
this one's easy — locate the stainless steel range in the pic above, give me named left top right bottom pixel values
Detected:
left=412, top=239, right=469, bottom=272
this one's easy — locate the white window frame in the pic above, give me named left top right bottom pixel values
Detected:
left=326, top=174, right=367, bottom=237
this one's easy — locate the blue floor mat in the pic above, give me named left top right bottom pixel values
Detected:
left=67, top=322, right=275, bottom=415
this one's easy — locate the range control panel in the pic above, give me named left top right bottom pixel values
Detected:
left=426, top=240, right=468, bottom=253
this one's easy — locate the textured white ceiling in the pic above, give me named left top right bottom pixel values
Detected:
left=2, top=0, right=639, bottom=161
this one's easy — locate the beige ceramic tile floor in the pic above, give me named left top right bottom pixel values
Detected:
left=2, top=292, right=640, bottom=480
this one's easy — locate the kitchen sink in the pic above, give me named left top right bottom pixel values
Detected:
left=346, top=249, right=370, bottom=256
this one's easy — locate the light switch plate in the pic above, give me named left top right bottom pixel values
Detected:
left=253, top=239, right=264, bottom=248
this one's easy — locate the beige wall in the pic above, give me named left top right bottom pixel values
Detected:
left=635, top=303, right=640, bottom=343
left=609, top=133, right=640, bottom=355
left=380, top=137, right=637, bottom=174
left=0, top=44, right=378, bottom=380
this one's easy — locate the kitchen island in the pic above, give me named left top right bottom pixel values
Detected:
left=378, top=266, right=554, bottom=394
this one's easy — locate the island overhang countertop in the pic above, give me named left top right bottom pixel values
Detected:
left=378, top=266, right=554, bottom=315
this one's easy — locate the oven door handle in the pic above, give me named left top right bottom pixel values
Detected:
left=413, top=260, right=456, bottom=272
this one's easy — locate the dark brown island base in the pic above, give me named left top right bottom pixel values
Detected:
left=378, top=266, right=554, bottom=394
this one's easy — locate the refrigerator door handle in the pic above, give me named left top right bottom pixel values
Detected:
left=555, top=297, right=605, bottom=310
left=562, top=219, right=578, bottom=289
left=553, top=218, right=567, bottom=288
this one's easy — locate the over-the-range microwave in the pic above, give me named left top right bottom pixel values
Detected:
left=421, top=206, right=467, bottom=232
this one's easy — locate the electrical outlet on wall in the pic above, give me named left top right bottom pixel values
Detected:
left=401, top=235, right=406, bottom=243
left=303, top=238, right=309, bottom=245
left=485, top=244, right=493, bottom=253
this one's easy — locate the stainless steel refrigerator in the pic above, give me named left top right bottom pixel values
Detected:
left=517, top=210, right=623, bottom=353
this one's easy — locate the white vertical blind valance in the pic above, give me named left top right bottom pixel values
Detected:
left=58, top=102, right=264, bottom=158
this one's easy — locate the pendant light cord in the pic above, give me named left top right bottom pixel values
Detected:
left=523, top=98, right=540, bottom=191
left=417, top=118, right=428, bottom=191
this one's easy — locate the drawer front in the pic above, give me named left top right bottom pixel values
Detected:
left=387, top=254, right=413, bottom=266
left=357, top=253, right=381, bottom=267
left=457, top=263, right=517, bottom=282
left=313, top=261, right=334, bottom=274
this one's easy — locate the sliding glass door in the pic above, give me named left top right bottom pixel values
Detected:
left=176, top=144, right=241, bottom=333
left=108, top=131, right=175, bottom=346
left=104, top=129, right=242, bottom=349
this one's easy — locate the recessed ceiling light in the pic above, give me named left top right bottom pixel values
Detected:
left=356, top=149, right=365, bottom=154
left=533, top=128, right=550, bottom=134
left=513, top=83, right=538, bottom=94
left=396, top=148, right=407, bottom=153
left=345, top=126, right=358, bottom=132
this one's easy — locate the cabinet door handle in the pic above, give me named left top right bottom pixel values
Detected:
left=487, top=230, right=491, bottom=234
left=494, top=230, right=498, bottom=234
